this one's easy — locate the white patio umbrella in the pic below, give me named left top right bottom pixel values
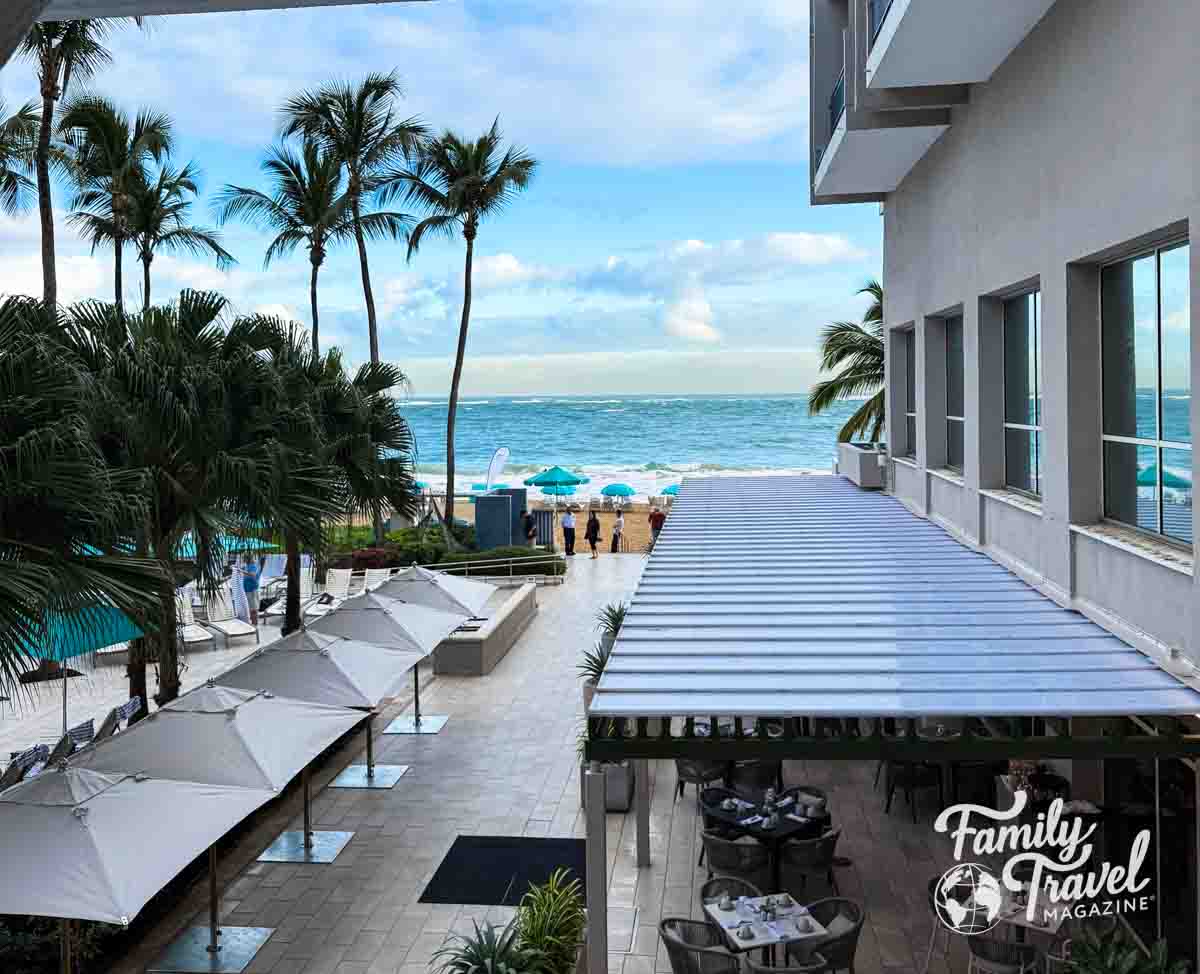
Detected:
left=0, top=766, right=274, bottom=970
left=218, top=629, right=425, bottom=786
left=307, top=592, right=466, bottom=732
left=373, top=564, right=496, bottom=617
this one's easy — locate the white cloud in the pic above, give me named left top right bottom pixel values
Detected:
left=663, top=289, right=721, bottom=343
left=472, top=253, right=563, bottom=291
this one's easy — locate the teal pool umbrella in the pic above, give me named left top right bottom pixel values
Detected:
left=470, top=482, right=511, bottom=492
left=1138, top=465, right=1192, bottom=490
left=524, top=465, right=589, bottom=488
left=662, top=483, right=681, bottom=495
left=22, top=606, right=144, bottom=734
left=414, top=481, right=430, bottom=490
left=601, top=483, right=636, bottom=497
left=176, top=532, right=278, bottom=559
left=541, top=485, right=576, bottom=497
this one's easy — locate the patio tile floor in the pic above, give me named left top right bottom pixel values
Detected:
left=104, top=556, right=975, bottom=974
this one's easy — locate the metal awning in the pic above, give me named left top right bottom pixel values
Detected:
left=586, top=475, right=1200, bottom=760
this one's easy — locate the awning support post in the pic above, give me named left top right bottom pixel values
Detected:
left=635, top=758, right=650, bottom=868
left=585, top=763, right=608, bottom=974
left=413, top=666, right=422, bottom=726
left=207, top=844, right=221, bottom=953
left=365, top=712, right=375, bottom=778
left=302, top=767, right=313, bottom=850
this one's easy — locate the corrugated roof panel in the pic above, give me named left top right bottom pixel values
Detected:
left=589, top=475, right=1200, bottom=719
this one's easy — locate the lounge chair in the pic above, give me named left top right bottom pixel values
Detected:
left=0, top=744, right=50, bottom=791
left=264, top=561, right=319, bottom=618
left=203, top=584, right=257, bottom=646
left=588, top=497, right=601, bottom=510
left=363, top=567, right=392, bottom=591
left=601, top=496, right=615, bottom=511
left=175, top=592, right=215, bottom=651
left=346, top=570, right=367, bottom=597
left=324, top=568, right=352, bottom=600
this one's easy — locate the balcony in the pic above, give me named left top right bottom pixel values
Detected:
left=865, top=0, right=1058, bottom=89
left=813, top=107, right=949, bottom=199
left=829, top=68, right=846, bottom=140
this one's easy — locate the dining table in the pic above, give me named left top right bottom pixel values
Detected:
left=700, top=787, right=833, bottom=891
left=703, top=893, right=828, bottom=956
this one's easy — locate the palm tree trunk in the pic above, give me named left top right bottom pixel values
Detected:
left=114, top=237, right=124, bottom=312
left=350, top=194, right=379, bottom=363
left=156, top=572, right=180, bottom=706
left=142, top=254, right=152, bottom=313
left=282, top=531, right=301, bottom=637
left=36, top=90, right=56, bottom=308
left=444, top=232, right=475, bottom=531
left=126, top=638, right=149, bottom=721
left=309, top=259, right=320, bottom=356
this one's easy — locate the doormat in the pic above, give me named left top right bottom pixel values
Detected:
left=419, top=836, right=587, bottom=906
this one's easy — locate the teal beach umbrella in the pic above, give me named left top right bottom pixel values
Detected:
left=541, top=485, right=576, bottom=497
left=524, top=466, right=589, bottom=488
left=601, top=483, right=636, bottom=497
left=662, top=484, right=681, bottom=495
left=176, top=532, right=278, bottom=560
left=414, top=481, right=430, bottom=490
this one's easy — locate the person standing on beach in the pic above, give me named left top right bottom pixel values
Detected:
left=561, top=509, right=577, bottom=556
left=611, top=510, right=625, bottom=553
left=648, top=506, right=666, bottom=544
left=585, top=511, right=601, bottom=558
left=241, top=553, right=261, bottom=626
left=521, top=508, right=537, bottom=546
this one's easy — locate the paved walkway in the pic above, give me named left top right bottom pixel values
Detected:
left=103, top=555, right=973, bottom=974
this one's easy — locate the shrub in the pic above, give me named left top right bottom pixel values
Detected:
left=0, top=917, right=121, bottom=973
left=517, top=869, right=585, bottom=974
left=432, top=919, right=545, bottom=974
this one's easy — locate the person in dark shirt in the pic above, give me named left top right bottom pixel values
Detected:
left=521, top=509, right=536, bottom=545
left=648, top=507, right=667, bottom=543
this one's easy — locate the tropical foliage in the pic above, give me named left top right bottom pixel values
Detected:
left=807, top=279, right=886, bottom=442
left=1066, top=925, right=1187, bottom=974
left=382, top=118, right=537, bottom=527
left=433, top=919, right=545, bottom=974
left=0, top=99, right=37, bottom=217
left=516, top=869, right=586, bottom=974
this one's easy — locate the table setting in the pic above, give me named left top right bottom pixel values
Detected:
left=703, top=892, right=828, bottom=952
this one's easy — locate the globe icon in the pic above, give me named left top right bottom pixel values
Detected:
left=934, top=863, right=1003, bottom=935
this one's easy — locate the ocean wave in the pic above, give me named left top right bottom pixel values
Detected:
left=560, top=399, right=622, bottom=405
left=460, top=400, right=491, bottom=406
left=511, top=399, right=544, bottom=404
left=405, top=400, right=440, bottom=406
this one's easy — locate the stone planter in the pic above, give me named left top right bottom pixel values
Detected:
left=580, top=760, right=635, bottom=812
left=837, top=441, right=884, bottom=489
left=582, top=680, right=596, bottom=713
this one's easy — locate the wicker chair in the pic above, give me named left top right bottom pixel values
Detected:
left=780, top=828, right=841, bottom=897
left=744, top=951, right=829, bottom=974
left=659, top=917, right=739, bottom=974
left=676, top=758, right=729, bottom=800
left=883, top=761, right=944, bottom=822
left=700, top=830, right=771, bottom=890
left=728, top=759, right=783, bottom=801
left=965, top=935, right=1040, bottom=974
left=798, top=898, right=864, bottom=973
left=699, top=876, right=763, bottom=905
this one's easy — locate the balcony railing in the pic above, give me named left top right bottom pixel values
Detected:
left=869, top=0, right=895, bottom=45
left=829, top=68, right=846, bottom=136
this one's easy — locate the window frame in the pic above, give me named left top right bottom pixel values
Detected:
left=944, top=315, right=965, bottom=473
left=1099, top=238, right=1191, bottom=548
left=1002, top=291, right=1042, bottom=498
left=902, top=328, right=917, bottom=460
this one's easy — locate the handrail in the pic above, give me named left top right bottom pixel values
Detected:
left=829, top=67, right=846, bottom=136
left=869, top=0, right=895, bottom=45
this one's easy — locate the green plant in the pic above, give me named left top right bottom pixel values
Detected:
left=594, top=602, right=627, bottom=639
left=438, top=546, right=567, bottom=577
left=0, top=917, right=121, bottom=973
left=1067, top=925, right=1186, bottom=974
left=577, top=642, right=610, bottom=685
left=517, top=868, right=585, bottom=974
left=432, top=919, right=545, bottom=974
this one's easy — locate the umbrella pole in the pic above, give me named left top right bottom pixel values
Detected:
left=413, top=666, right=422, bottom=727
left=207, top=844, right=221, bottom=954
left=62, top=662, right=68, bottom=737
left=365, top=712, right=375, bottom=779
left=303, top=766, right=313, bottom=850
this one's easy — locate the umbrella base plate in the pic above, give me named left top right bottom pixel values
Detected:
left=329, top=764, right=409, bottom=789
left=147, top=925, right=275, bottom=973
left=384, top=714, right=448, bottom=735
left=257, top=829, right=354, bottom=863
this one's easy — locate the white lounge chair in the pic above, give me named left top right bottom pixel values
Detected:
left=175, top=591, right=215, bottom=650
left=264, top=560, right=319, bottom=618
left=324, top=568, right=352, bottom=600
left=203, top=584, right=258, bottom=646
left=363, top=567, right=392, bottom=591
left=346, top=571, right=367, bottom=598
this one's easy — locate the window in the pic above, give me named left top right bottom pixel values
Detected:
left=945, top=316, right=964, bottom=471
left=1003, top=292, right=1042, bottom=495
left=903, top=329, right=916, bottom=459
left=1101, top=242, right=1191, bottom=544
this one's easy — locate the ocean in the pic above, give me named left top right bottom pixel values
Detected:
left=400, top=394, right=863, bottom=497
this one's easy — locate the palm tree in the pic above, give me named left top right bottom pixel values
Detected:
left=807, top=279, right=886, bottom=442
left=20, top=18, right=141, bottom=307
left=59, top=94, right=172, bottom=312
left=279, top=71, right=424, bottom=363
left=0, top=99, right=38, bottom=216
left=129, top=161, right=234, bottom=311
left=0, top=295, right=164, bottom=701
left=380, top=118, right=537, bottom=529
left=217, top=140, right=358, bottom=356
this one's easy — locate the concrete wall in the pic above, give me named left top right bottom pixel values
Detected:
left=881, top=0, right=1199, bottom=657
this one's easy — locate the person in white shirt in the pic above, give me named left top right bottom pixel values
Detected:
left=561, top=509, right=577, bottom=555
left=611, top=511, right=625, bottom=553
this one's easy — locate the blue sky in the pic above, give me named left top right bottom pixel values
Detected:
left=0, top=0, right=882, bottom=396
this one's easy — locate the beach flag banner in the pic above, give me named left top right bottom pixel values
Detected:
left=486, top=447, right=510, bottom=491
